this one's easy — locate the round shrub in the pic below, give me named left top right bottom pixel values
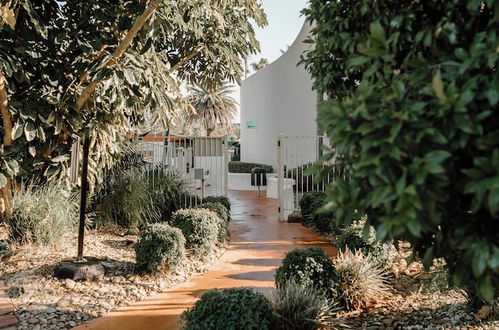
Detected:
left=171, top=209, right=219, bottom=256
left=299, top=191, right=327, bottom=221
left=311, top=212, right=335, bottom=233
left=135, top=223, right=185, bottom=273
left=202, top=195, right=231, bottom=211
left=195, top=202, right=230, bottom=243
left=275, top=247, right=338, bottom=299
left=181, top=288, right=275, bottom=330
left=337, top=220, right=396, bottom=267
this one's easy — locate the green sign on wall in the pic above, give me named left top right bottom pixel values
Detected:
left=246, top=120, right=258, bottom=129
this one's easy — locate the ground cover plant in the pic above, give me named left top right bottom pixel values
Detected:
left=181, top=288, right=275, bottom=330
left=302, top=0, right=499, bottom=302
left=135, top=223, right=186, bottom=273
left=202, top=195, right=231, bottom=211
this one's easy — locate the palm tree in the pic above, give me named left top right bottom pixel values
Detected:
left=251, top=58, right=269, bottom=72
left=187, top=83, right=238, bottom=136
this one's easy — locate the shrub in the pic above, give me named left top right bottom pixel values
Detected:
left=135, top=223, right=185, bottom=273
left=302, top=0, right=499, bottom=302
left=334, top=249, right=391, bottom=310
left=229, top=161, right=273, bottom=174
left=96, top=168, right=159, bottom=229
left=195, top=202, right=230, bottom=243
left=231, top=154, right=241, bottom=161
left=299, top=191, right=326, bottom=221
left=146, top=169, right=187, bottom=222
left=311, top=212, right=335, bottom=233
left=271, top=279, right=332, bottom=330
left=337, top=220, right=396, bottom=267
left=7, top=183, right=78, bottom=246
left=171, top=209, right=219, bottom=256
left=181, top=288, right=275, bottom=330
left=202, top=195, right=231, bottom=211
left=275, top=247, right=338, bottom=299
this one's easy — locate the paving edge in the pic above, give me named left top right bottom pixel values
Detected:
left=0, top=280, right=18, bottom=329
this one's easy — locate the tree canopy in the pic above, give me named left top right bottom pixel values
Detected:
left=302, top=0, right=498, bottom=302
left=0, top=0, right=267, bottom=211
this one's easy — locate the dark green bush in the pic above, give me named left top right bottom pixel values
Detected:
left=337, top=220, right=396, bottom=267
left=96, top=168, right=159, bottom=229
left=275, top=247, right=338, bottom=299
left=195, top=202, right=230, bottom=243
left=146, top=169, right=188, bottom=222
left=7, top=183, right=78, bottom=246
left=228, top=161, right=273, bottom=174
left=181, top=288, right=275, bottom=330
left=299, top=191, right=326, bottom=221
left=311, top=212, right=335, bottom=233
left=202, top=195, right=231, bottom=211
left=171, top=208, right=219, bottom=256
left=302, top=0, right=499, bottom=301
left=135, top=223, right=185, bottom=272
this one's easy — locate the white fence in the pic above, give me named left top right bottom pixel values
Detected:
left=138, top=136, right=229, bottom=206
left=277, top=135, right=337, bottom=221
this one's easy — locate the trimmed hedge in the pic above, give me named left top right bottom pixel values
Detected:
left=171, top=209, right=219, bottom=256
left=299, top=191, right=327, bottom=221
left=275, top=247, right=338, bottom=299
left=135, top=223, right=185, bottom=272
left=181, top=288, right=275, bottom=330
left=229, top=161, right=273, bottom=174
left=202, top=195, right=231, bottom=211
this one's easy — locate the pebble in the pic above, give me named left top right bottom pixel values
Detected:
left=57, top=298, right=72, bottom=308
left=28, top=318, right=39, bottom=324
left=65, top=279, right=76, bottom=290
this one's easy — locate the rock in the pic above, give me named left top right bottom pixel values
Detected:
left=64, top=279, right=76, bottom=290
left=28, top=318, right=39, bottom=324
left=53, top=257, right=105, bottom=281
left=98, top=287, right=109, bottom=295
left=44, top=307, right=57, bottom=314
left=382, top=318, right=393, bottom=326
left=287, top=212, right=303, bottom=223
left=99, top=301, right=112, bottom=310
left=475, top=305, right=492, bottom=321
left=57, top=298, right=72, bottom=308
left=67, top=321, right=77, bottom=327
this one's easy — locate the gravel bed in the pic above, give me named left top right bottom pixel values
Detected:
left=0, top=225, right=225, bottom=330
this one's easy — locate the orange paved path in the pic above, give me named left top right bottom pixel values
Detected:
left=75, top=190, right=337, bottom=330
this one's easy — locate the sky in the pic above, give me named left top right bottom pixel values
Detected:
left=233, top=0, right=308, bottom=122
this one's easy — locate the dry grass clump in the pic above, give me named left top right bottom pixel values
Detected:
left=334, top=248, right=392, bottom=310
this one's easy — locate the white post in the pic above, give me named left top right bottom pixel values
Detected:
left=223, top=136, right=229, bottom=196
left=277, top=134, right=285, bottom=221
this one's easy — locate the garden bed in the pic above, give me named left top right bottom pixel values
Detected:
left=0, top=224, right=225, bottom=330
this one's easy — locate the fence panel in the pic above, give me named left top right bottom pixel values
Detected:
left=277, top=135, right=336, bottom=221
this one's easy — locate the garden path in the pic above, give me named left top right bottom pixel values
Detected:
left=74, top=190, right=337, bottom=330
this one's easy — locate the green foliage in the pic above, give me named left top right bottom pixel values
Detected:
left=195, top=202, right=230, bottom=243
left=135, top=223, right=185, bottom=273
left=146, top=169, right=187, bottom=222
left=334, top=249, right=391, bottom=310
left=0, top=0, right=267, bottom=193
left=337, top=220, right=396, bottom=267
left=228, top=161, right=273, bottom=174
left=299, top=191, right=327, bottom=221
left=7, top=182, right=77, bottom=246
left=96, top=168, right=159, bottom=230
left=275, top=247, right=338, bottom=299
left=171, top=208, right=219, bottom=256
left=311, top=212, right=335, bottom=234
left=181, top=288, right=275, bottom=330
left=271, top=279, right=332, bottom=330
left=202, top=195, right=231, bottom=211
left=302, top=0, right=499, bottom=301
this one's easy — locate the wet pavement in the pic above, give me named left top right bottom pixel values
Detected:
left=74, top=190, right=337, bottom=330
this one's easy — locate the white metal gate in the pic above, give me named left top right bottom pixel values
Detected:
left=138, top=136, right=229, bottom=206
left=277, top=135, right=336, bottom=221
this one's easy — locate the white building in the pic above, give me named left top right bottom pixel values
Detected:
left=240, top=22, right=318, bottom=170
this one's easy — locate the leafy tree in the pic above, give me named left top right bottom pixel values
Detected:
left=302, top=0, right=498, bottom=302
left=251, top=58, right=268, bottom=72
left=0, top=0, right=267, bottom=215
left=187, top=83, right=238, bottom=136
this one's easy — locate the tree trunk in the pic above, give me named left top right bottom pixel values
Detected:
left=0, top=71, right=13, bottom=218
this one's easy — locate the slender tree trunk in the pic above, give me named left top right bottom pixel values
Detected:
left=0, top=71, right=13, bottom=218
left=169, top=45, right=205, bottom=73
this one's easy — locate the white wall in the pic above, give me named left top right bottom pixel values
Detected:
left=240, top=22, right=317, bottom=170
